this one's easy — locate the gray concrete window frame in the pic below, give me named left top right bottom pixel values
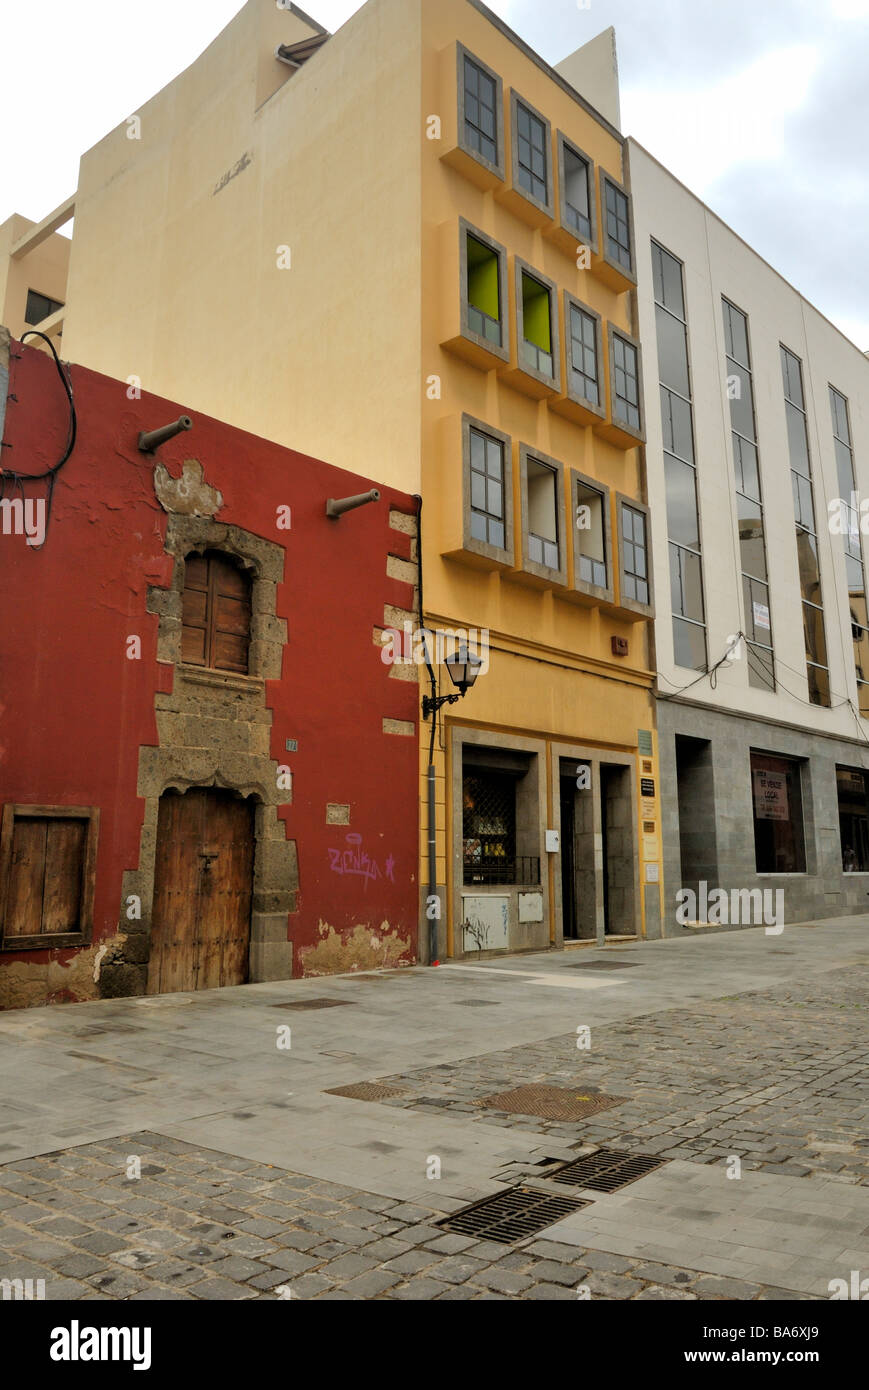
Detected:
left=563, top=290, right=605, bottom=420
left=456, top=43, right=506, bottom=182
left=518, top=443, right=568, bottom=586
left=616, top=491, right=655, bottom=617
left=509, top=90, right=555, bottom=219
left=513, top=256, right=561, bottom=393
left=607, top=324, right=646, bottom=443
left=600, top=169, right=638, bottom=286
left=556, top=132, right=598, bottom=255
left=571, top=468, right=613, bottom=604
left=458, top=217, right=510, bottom=365
left=461, top=413, right=515, bottom=567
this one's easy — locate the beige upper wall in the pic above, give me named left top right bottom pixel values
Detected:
left=555, top=27, right=620, bottom=133
left=0, top=216, right=70, bottom=340
left=61, top=0, right=424, bottom=491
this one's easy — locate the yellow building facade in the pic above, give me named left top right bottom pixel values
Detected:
left=3, top=0, right=663, bottom=962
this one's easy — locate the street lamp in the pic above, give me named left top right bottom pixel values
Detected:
left=422, top=641, right=483, bottom=966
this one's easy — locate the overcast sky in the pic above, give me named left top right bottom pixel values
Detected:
left=2, top=0, right=867, bottom=347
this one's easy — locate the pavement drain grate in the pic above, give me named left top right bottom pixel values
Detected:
left=569, top=959, right=640, bottom=970
left=324, top=1081, right=408, bottom=1101
left=545, top=1147, right=667, bottom=1192
left=269, top=998, right=353, bottom=1010
left=438, top=1185, right=589, bottom=1244
left=475, top=1084, right=627, bottom=1121
left=455, top=999, right=501, bottom=1007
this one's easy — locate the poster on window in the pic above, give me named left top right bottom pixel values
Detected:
left=753, top=768, right=788, bottom=820
left=753, top=600, right=771, bottom=631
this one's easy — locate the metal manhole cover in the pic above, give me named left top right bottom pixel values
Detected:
left=439, top=1185, right=589, bottom=1244
left=570, top=960, right=640, bottom=970
left=270, top=998, right=352, bottom=1010
left=475, top=1084, right=627, bottom=1121
left=546, top=1147, right=667, bottom=1192
left=324, top=1081, right=407, bottom=1101
left=455, top=999, right=501, bottom=1007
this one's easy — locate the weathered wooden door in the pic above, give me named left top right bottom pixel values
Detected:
left=148, top=789, right=254, bottom=994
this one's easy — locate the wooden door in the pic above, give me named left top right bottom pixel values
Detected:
left=148, top=789, right=254, bottom=994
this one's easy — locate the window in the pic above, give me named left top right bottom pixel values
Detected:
left=567, top=301, right=600, bottom=406
left=782, top=347, right=829, bottom=706
left=465, top=230, right=503, bottom=347
left=610, top=331, right=642, bottom=431
left=182, top=551, right=252, bottom=674
left=509, top=94, right=552, bottom=214
left=837, top=766, right=869, bottom=871
left=653, top=241, right=706, bottom=671
left=469, top=426, right=506, bottom=550
left=620, top=502, right=649, bottom=606
left=603, top=175, right=633, bottom=272
left=518, top=268, right=556, bottom=381
left=830, top=387, right=869, bottom=716
left=24, top=290, right=64, bottom=326
left=750, top=752, right=806, bottom=873
left=560, top=140, right=592, bottom=240
left=722, top=299, right=775, bottom=691
left=0, top=805, right=98, bottom=949
left=462, top=53, right=499, bottom=167
left=574, top=477, right=608, bottom=591
left=525, top=455, right=560, bottom=572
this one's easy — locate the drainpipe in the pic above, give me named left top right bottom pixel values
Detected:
left=415, top=494, right=440, bottom=966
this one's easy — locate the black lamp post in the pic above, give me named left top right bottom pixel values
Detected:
left=422, top=641, right=483, bottom=965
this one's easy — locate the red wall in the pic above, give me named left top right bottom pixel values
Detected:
left=0, top=341, right=419, bottom=996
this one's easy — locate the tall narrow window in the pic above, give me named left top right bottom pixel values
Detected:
left=653, top=242, right=706, bottom=670
left=562, top=144, right=591, bottom=239
left=469, top=427, right=506, bottom=550
left=526, top=459, right=559, bottom=571
left=722, top=299, right=775, bottom=690
left=836, top=766, right=869, bottom=871
left=568, top=302, right=600, bottom=406
left=182, top=551, right=252, bottom=674
left=520, top=271, right=553, bottom=377
left=830, top=387, right=869, bottom=716
left=603, top=177, right=632, bottom=271
left=466, top=233, right=502, bottom=346
left=515, top=101, right=548, bottom=204
left=782, top=347, right=829, bottom=705
left=611, top=333, right=641, bottom=430
left=750, top=751, right=806, bottom=873
left=575, top=480, right=607, bottom=589
left=463, top=55, right=498, bottom=166
left=621, top=503, right=649, bottom=605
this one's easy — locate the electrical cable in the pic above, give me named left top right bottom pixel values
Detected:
left=0, top=331, right=77, bottom=549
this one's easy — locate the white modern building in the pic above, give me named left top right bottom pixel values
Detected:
left=629, top=139, right=869, bottom=930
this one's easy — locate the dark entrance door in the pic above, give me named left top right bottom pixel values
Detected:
left=148, top=788, right=254, bottom=994
left=560, top=778, right=578, bottom=939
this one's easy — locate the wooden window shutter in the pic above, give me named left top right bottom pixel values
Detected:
left=181, top=551, right=252, bottom=674
left=0, top=805, right=99, bottom=948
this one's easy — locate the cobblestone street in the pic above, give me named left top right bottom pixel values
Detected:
left=1, top=922, right=867, bottom=1300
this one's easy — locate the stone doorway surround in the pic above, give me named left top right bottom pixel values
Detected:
left=99, top=511, right=298, bottom=998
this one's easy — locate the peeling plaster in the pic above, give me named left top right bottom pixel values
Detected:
left=0, top=933, right=128, bottom=1011
left=154, top=459, right=223, bottom=517
left=300, top=921, right=412, bottom=976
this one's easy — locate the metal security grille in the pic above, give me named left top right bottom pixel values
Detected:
left=439, top=1186, right=588, bottom=1244
left=463, top=771, right=516, bottom=885
left=546, top=1148, right=666, bottom=1192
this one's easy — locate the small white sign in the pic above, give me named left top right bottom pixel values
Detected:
left=545, top=830, right=559, bottom=853
left=645, top=863, right=660, bottom=883
left=753, top=601, right=771, bottom=631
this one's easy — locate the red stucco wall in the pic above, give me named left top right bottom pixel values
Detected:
left=0, top=340, right=419, bottom=1003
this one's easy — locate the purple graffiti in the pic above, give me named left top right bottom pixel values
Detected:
left=327, top=834, right=395, bottom=890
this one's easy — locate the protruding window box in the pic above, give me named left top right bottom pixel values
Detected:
left=592, top=171, right=637, bottom=294
left=564, top=470, right=615, bottom=609
left=615, top=494, right=655, bottom=619
left=440, top=220, right=510, bottom=371
left=439, top=43, right=505, bottom=193
left=495, top=92, right=554, bottom=230
left=546, top=133, right=599, bottom=261
left=503, top=258, right=561, bottom=400
left=551, top=292, right=606, bottom=427
left=442, top=415, right=515, bottom=573
left=509, top=445, right=568, bottom=591
left=596, top=325, right=645, bottom=448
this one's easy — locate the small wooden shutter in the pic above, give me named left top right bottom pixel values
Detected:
left=5, top=815, right=86, bottom=937
left=181, top=551, right=251, bottom=674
